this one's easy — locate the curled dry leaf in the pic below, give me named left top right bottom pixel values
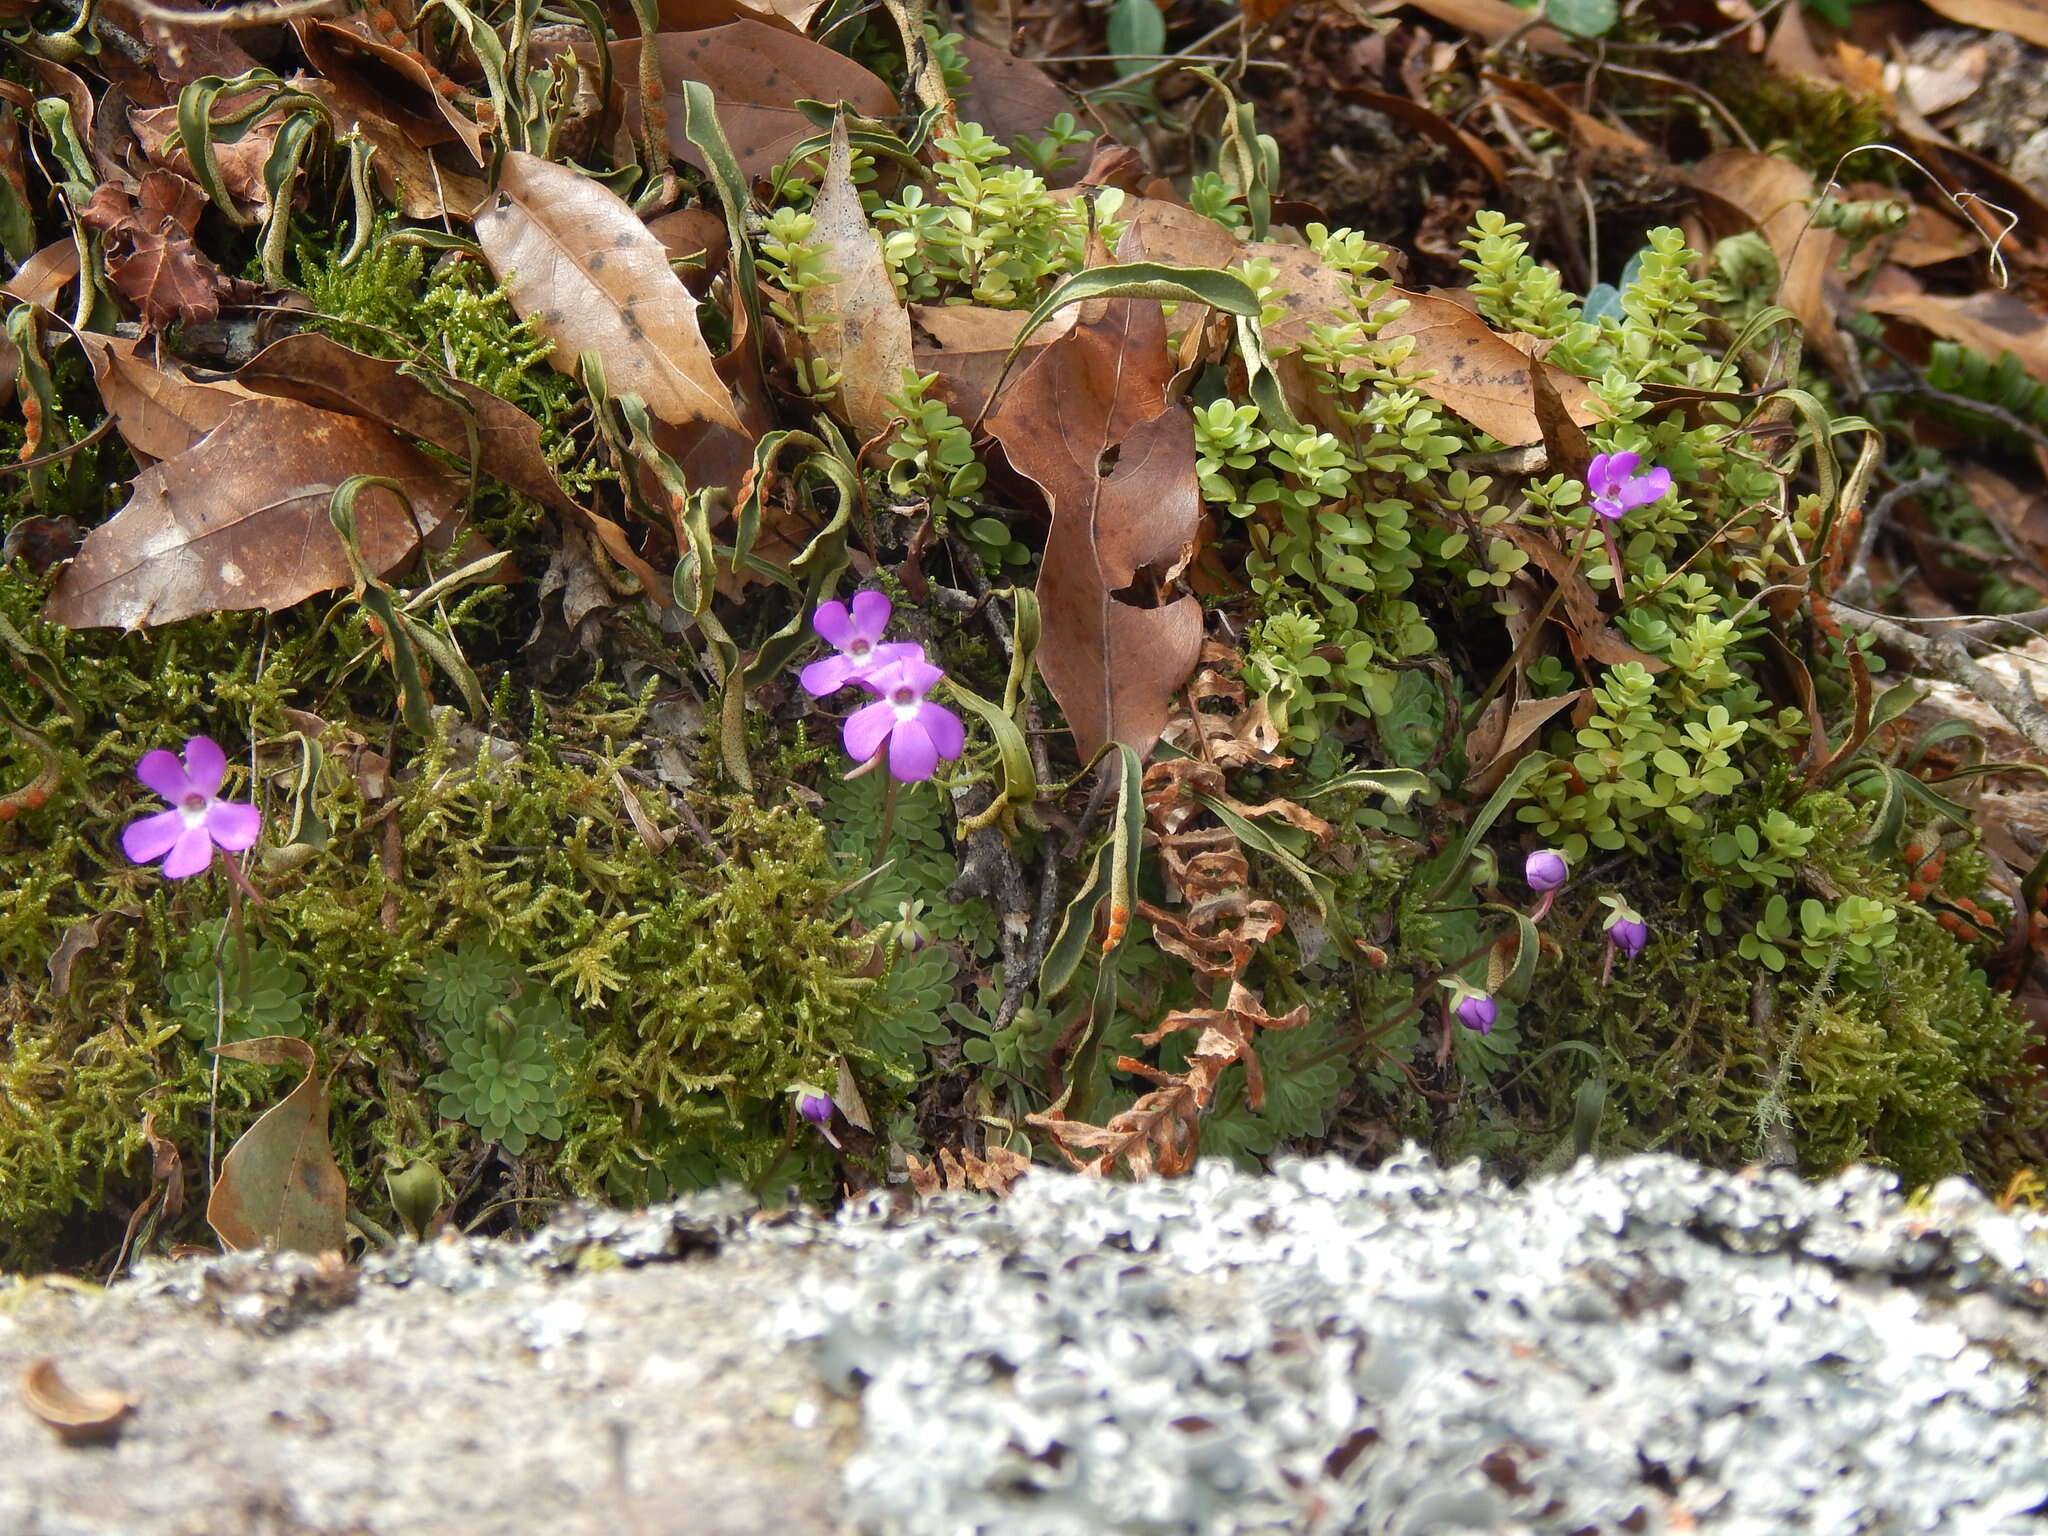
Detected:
left=614, top=22, right=896, bottom=180
left=238, top=331, right=669, bottom=602
left=296, top=16, right=488, bottom=164
left=296, top=75, right=486, bottom=220
left=74, top=330, right=260, bottom=463
left=1915, top=0, right=2048, bottom=51
left=2, top=240, right=82, bottom=309
left=986, top=290, right=1204, bottom=761
left=802, top=116, right=914, bottom=441
left=1392, top=0, right=1575, bottom=55
left=206, top=1034, right=348, bottom=1255
left=129, top=95, right=285, bottom=221
left=78, top=170, right=222, bottom=331
left=651, top=0, right=825, bottom=31
left=19, top=1358, right=135, bottom=1445
left=477, top=151, right=743, bottom=435
left=1690, top=150, right=1849, bottom=379
left=905, top=1144, right=1032, bottom=1197
left=44, top=396, right=463, bottom=630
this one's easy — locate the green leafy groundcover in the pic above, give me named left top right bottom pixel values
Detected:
left=2, top=79, right=2044, bottom=1269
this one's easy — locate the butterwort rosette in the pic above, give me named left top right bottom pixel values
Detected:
left=799, top=590, right=921, bottom=697
left=121, top=736, right=261, bottom=880
left=1585, top=451, right=1672, bottom=522
left=843, top=652, right=965, bottom=783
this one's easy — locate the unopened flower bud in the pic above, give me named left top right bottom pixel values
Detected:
left=1453, top=989, right=1496, bottom=1034
left=1606, top=914, right=1649, bottom=959
left=1524, top=848, right=1569, bottom=893
left=797, top=1092, right=835, bottom=1128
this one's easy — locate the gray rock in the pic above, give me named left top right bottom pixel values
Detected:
left=2, top=1152, right=2045, bottom=1535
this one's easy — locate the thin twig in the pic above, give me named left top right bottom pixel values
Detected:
left=1834, top=603, right=2048, bottom=756
left=117, top=0, right=343, bottom=25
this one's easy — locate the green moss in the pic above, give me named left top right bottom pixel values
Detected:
left=0, top=554, right=892, bottom=1264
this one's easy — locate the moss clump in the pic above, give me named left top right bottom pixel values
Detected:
left=0, top=554, right=889, bottom=1265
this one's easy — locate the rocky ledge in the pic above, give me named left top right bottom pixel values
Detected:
left=3, top=1152, right=2046, bottom=1535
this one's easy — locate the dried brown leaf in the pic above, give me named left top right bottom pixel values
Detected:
left=1865, top=287, right=2048, bottom=387
left=1916, top=0, right=2048, bottom=50
left=956, top=36, right=1082, bottom=186
left=1253, top=243, right=1598, bottom=446
left=295, top=74, right=486, bottom=219
left=477, top=151, right=743, bottom=434
left=206, top=1034, right=348, bottom=1254
left=297, top=16, right=488, bottom=163
left=2, top=240, right=81, bottom=309
left=75, top=331, right=259, bottom=463
left=44, top=396, right=462, bottom=630
left=803, top=116, right=914, bottom=440
left=615, top=23, right=896, bottom=180
left=1691, top=150, right=1849, bottom=378
left=910, top=303, right=1075, bottom=420
left=986, top=293, right=1203, bottom=760
left=651, top=0, right=824, bottom=29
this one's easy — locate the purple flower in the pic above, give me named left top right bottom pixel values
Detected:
left=800, top=591, right=921, bottom=696
left=843, top=653, right=965, bottom=783
left=120, top=736, right=260, bottom=880
left=1606, top=912, right=1649, bottom=959
left=792, top=1085, right=841, bottom=1148
left=1524, top=849, right=1569, bottom=893
left=1453, top=988, right=1496, bottom=1034
left=1586, top=451, right=1672, bottom=521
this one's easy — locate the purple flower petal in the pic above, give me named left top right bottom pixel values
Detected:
left=182, top=736, right=227, bottom=799
left=888, top=717, right=940, bottom=782
left=161, top=824, right=217, bottom=879
left=206, top=799, right=262, bottom=851
left=134, top=748, right=194, bottom=804
left=797, top=1092, right=835, bottom=1127
left=843, top=699, right=895, bottom=764
left=917, top=701, right=965, bottom=763
left=851, top=642, right=928, bottom=693
left=122, top=807, right=186, bottom=865
left=1617, top=466, right=1672, bottom=512
left=812, top=599, right=855, bottom=650
left=800, top=653, right=862, bottom=697
left=848, top=590, right=892, bottom=645
left=869, top=653, right=944, bottom=699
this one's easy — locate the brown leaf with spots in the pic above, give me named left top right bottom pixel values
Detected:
left=800, top=115, right=914, bottom=440
left=206, top=1035, right=348, bottom=1255
left=476, top=150, right=743, bottom=434
left=986, top=289, right=1203, bottom=761
left=614, top=23, right=896, bottom=180
left=44, top=396, right=463, bottom=630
